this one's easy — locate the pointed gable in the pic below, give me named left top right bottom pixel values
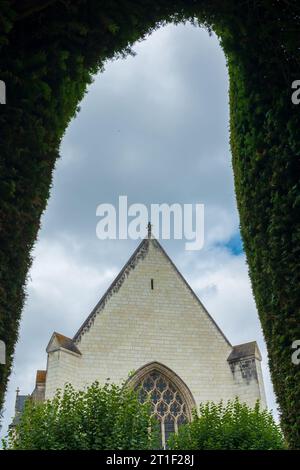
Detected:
left=73, top=236, right=231, bottom=347
left=42, top=234, right=267, bottom=410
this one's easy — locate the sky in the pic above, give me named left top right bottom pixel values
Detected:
left=1, top=22, right=278, bottom=437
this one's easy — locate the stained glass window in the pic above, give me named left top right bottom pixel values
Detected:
left=135, top=370, right=188, bottom=448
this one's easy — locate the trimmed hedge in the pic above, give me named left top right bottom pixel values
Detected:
left=0, top=0, right=299, bottom=448
left=3, top=382, right=159, bottom=450
left=168, top=400, right=285, bottom=450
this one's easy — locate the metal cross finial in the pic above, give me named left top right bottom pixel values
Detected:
left=16, top=386, right=20, bottom=397
left=147, top=222, right=152, bottom=239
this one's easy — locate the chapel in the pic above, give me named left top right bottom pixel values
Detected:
left=13, top=232, right=266, bottom=447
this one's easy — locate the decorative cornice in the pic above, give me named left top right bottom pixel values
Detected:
left=73, top=238, right=151, bottom=343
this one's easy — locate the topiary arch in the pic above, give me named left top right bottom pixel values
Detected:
left=0, top=0, right=299, bottom=448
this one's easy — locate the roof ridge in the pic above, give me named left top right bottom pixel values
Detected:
left=47, top=331, right=81, bottom=355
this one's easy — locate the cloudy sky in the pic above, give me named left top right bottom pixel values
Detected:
left=1, top=22, right=278, bottom=436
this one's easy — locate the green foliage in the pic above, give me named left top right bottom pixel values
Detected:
left=0, top=0, right=300, bottom=449
left=3, top=389, right=285, bottom=451
left=168, top=399, right=286, bottom=450
left=3, top=382, right=159, bottom=450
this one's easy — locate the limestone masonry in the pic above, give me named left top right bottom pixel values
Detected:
left=13, top=235, right=266, bottom=441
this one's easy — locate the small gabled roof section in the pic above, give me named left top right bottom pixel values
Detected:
left=227, top=341, right=262, bottom=362
left=10, top=391, right=29, bottom=428
left=46, top=332, right=81, bottom=356
left=35, top=370, right=46, bottom=384
left=31, top=370, right=46, bottom=402
left=15, top=394, right=28, bottom=413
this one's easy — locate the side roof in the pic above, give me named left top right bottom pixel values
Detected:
left=46, top=332, right=81, bottom=355
left=36, top=370, right=46, bottom=383
left=227, top=341, right=262, bottom=362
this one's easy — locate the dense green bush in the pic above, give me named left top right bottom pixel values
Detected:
left=4, top=390, right=285, bottom=450
left=168, top=399, right=286, bottom=450
left=3, top=382, right=159, bottom=450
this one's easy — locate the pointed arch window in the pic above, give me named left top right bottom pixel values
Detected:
left=128, top=363, right=195, bottom=449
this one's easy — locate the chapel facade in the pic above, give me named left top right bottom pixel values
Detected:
left=14, top=235, right=266, bottom=447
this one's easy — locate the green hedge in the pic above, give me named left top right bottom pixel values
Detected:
left=0, top=0, right=299, bottom=448
left=3, top=385, right=284, bottom=450
left=169, top=399, right=285, bottom=450
left=3, top=382, right=159, bottom=450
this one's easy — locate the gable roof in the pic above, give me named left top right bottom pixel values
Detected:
left=227, top=341, right=262, bottom=362
left=15, top=394, right=28, bottom=413
left=10, top=394, right=28, bottom=427
left=47, top=332, right=81, bottom=355
left=36, top=370, right=46, bottom=384
left=73, top=236, right=232, bottom=347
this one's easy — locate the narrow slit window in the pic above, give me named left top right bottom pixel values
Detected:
left=151, top=279, right=154, bottom=290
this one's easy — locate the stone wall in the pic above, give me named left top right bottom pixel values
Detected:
left=45, top=239, right=266, bottom=409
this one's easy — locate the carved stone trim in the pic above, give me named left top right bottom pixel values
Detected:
left=126, top=361, right=196, bottom=421
left=73, top=239, right=150, bottom=343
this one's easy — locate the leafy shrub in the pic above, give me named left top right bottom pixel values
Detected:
left=3, top=382, right=159, bottom=450
left=168, top=399, right=286, bottom=450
